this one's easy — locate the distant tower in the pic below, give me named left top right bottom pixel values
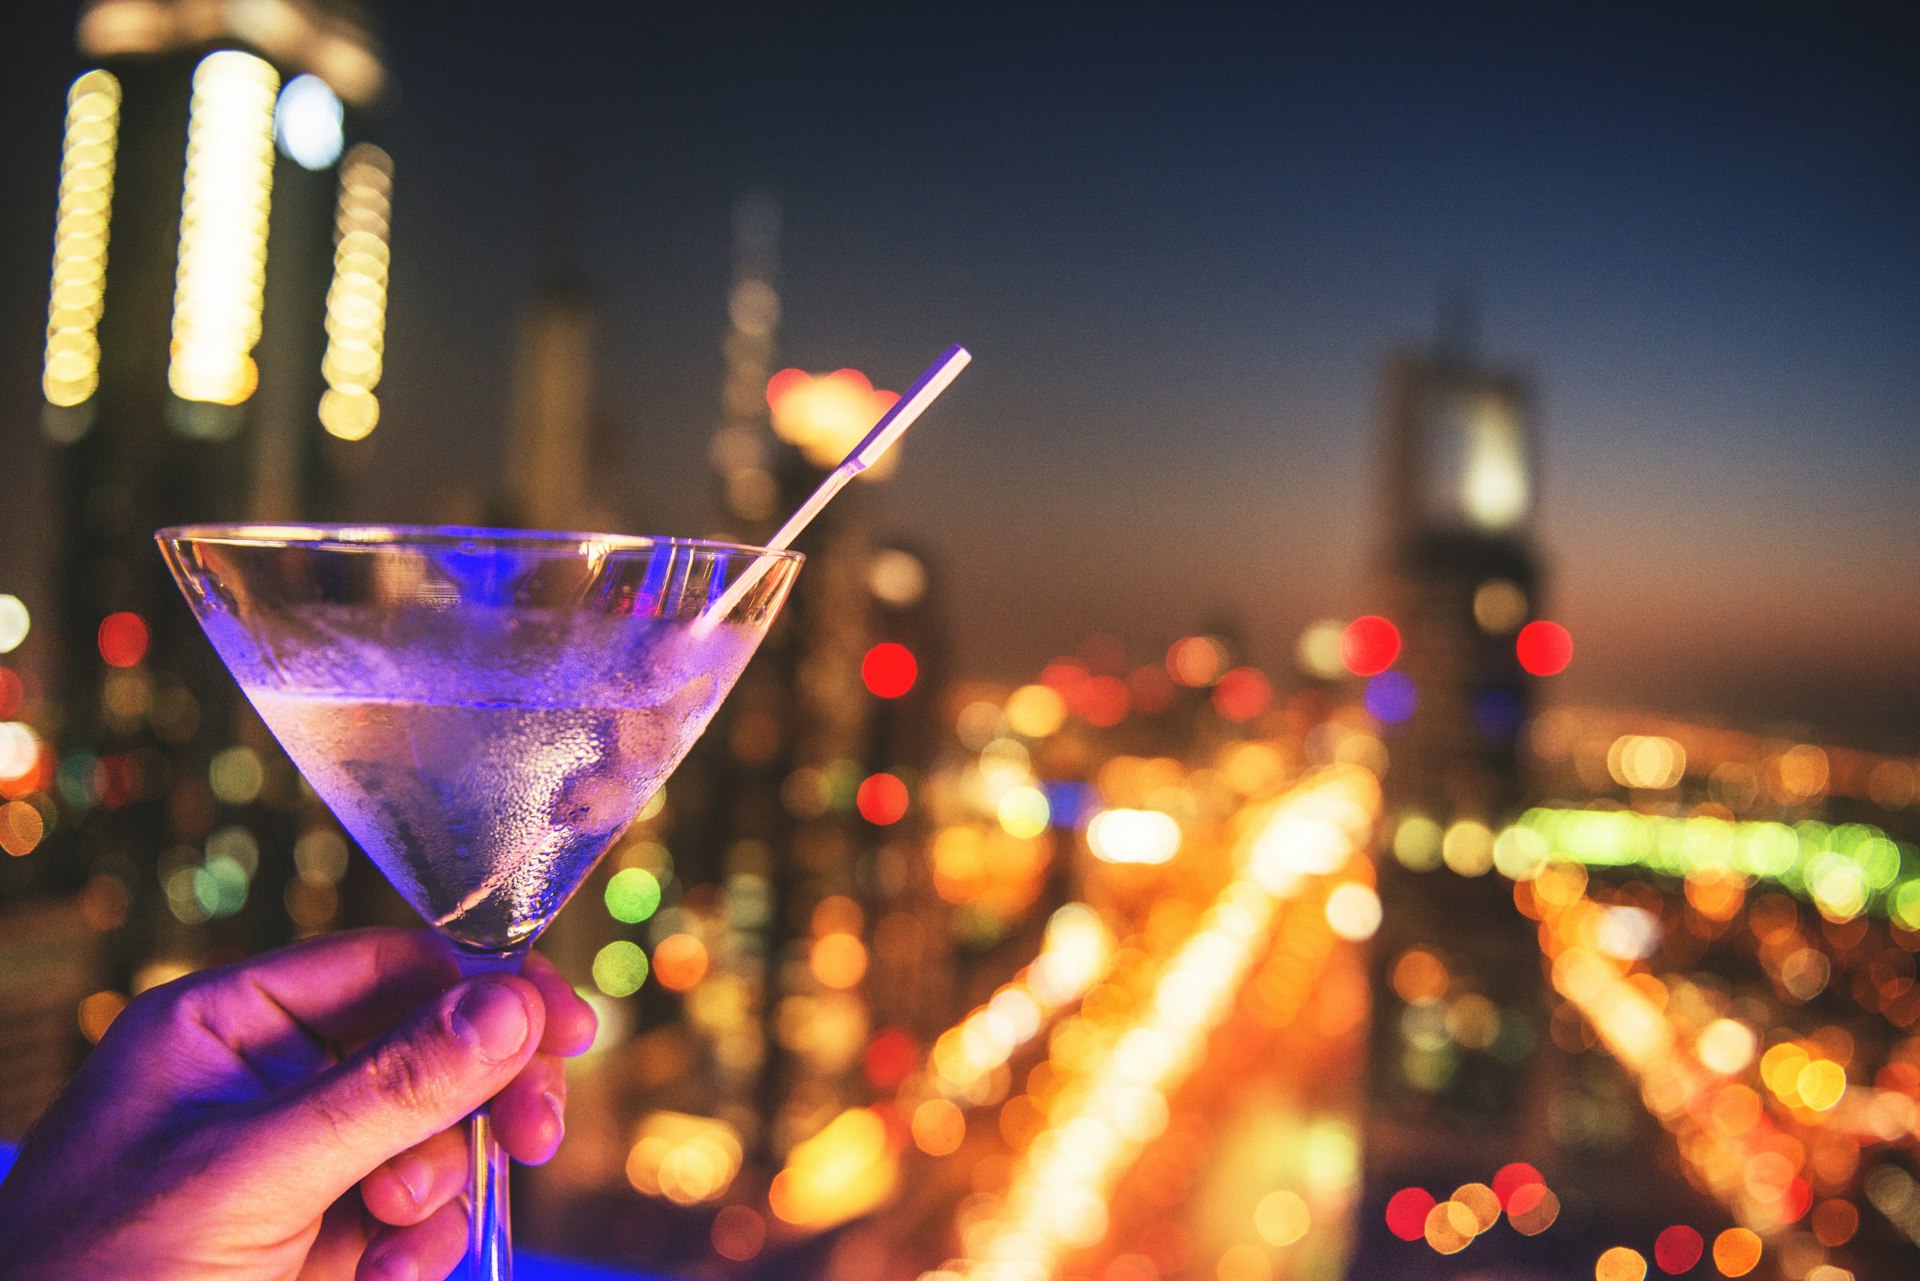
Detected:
left=1359, top=313, right=1558, bottom=1235
left=36, top=1, right=392, bottom=976
left=628, top=200, right=952, bottom=1175
left=708, top=196, right=784, bottom=532
left=498, top=155, right=619, bottom=533
left=1376, top=311, right=1542, bottom=823
left=502, top=279, right=604, bottom=531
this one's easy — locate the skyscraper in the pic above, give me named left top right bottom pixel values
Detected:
left=34, top=0, right=392, bottom=977
left=1362, top=321, right=1556, bottom=1230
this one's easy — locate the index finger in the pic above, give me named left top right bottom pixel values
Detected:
left=524, top=951, right=598, bottom=1056
left=179, top=927, right=459, bottom=1053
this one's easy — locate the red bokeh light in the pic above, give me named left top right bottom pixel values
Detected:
left=1782, top=1175, right=1812, bottom=1223
left=1340, top=615, right=1401, bottom=677
left=861, top=642, right=918, bottom=698
left=97, top=612, right=148, bottom=668
left=1040, top=658, right=1092, bottom=699
left=1211, top=667, right=1273, bottom=723
left=1515, top=620, right=1573, bottom=676
left=863, top=1027, right=919, bottom=1090
left=1491, top=1161, right=1545, bottom=1209
left=1653, top=1224, right=1703, bottom=1274
left=1079, top=675, right=1131, bottom=728
left=856, top=772, right=909, bottom=825
left=1127, top=664, right=1176, bottom=714
left=0, top=669, right=22, bottom=720
left=1384, top=1186, right=1436, bottom=1241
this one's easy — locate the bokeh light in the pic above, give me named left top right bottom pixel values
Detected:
left=1594, top=1246, right=1647, bottom=1281
left=318, top=143, right=393, bottom=440
left=1004, top=684, right=1067, bottom=738
left=592, top=940, right=649, bottom=997
left=1340, top=616, right=1401, bottom=677
left=0, top=800, right=45, bottom=857
left=1212, top=667, right=1272, bottom=722
left=1254, top=1190, right=1310, bottom=1247
left=1325, top=882, right=1382, bottom=940
left=273, top=73, right=343, bottom=169
left=0, top=597, right=30, bottom=655
left=862, top=642, right=918, bottom=698
left=605, top=868, right=662, bottom=923
left=1711, top=1227, right=1762, bottom=1276
left=1515, top=619, right=1573, bottom=676
left=1086, top=808, right=1181, bottom=865
left=653, top=934, right=709, bottom=991
left=1365, top=671, right=1418, bottom=723
left=1472, top=578, right=1528, bottom=633
left=1507, top=1183, right=1560, bottom=1235
left=1652, top=1225, right=1703, bottom=1274
left=767, top=367, right=899, bottom=470
left=1385, top=1187, right=1435, bottom=1241
left=41, top=70, right=120, bottom=415
left=97, top=611, right=148, bottom=667
left=1166, top=635, right=1228, bottom=687
left=169, top=51, right=279, bottom=409
left=1296, top=619, right=1346, bottom=679
left=857, top=772, right=910, bottom=825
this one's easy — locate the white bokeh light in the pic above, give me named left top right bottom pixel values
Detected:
left=275, top=74, right=344, bottom=170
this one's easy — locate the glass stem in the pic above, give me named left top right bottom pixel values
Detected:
left=452, top=942, right=532, bottom=1281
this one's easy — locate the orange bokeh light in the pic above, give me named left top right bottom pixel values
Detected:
left=811, top=931, right=869, bottom=989
left=653, top=933, right=709, bottom=991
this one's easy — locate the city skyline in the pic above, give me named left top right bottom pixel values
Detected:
left=1, top=9, right=1918, bottom=1278
left=0, top=4, right=1916, bottom=748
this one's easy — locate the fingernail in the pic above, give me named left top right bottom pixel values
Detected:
left=450, top=978, right=532, bottom=1063
left=543, top=1088, right=566, bottom=1139
left=392, top=1153, right=433, bottom=1207
left=366, top=1251, right=418, bottom=1281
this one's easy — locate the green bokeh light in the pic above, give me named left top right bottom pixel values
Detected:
left=605, top=868, right=662, bottom=924
left=592, top=940, right=649, bottom=997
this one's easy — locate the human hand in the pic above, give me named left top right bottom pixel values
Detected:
left=0, top=927, right=597, bottom=1281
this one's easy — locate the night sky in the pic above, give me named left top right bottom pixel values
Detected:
left=2, top=3, right=1916, bottom=746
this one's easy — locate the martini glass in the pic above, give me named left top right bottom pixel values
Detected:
left=156, top=523, right=803, bottom=1281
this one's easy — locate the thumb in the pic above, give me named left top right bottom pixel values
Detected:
left=226, top=974, right=544, bottom=1201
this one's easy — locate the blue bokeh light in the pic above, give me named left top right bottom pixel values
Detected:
left=1364, top=671, right=1418, bottom=724
left=1042, top=779, right=1098, bottom=829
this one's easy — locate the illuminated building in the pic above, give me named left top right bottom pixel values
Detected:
left=1358, top=315, right=1563, bottom=1252
left=28, top=3, right=390, bottom=1001
left=537, top=201, right=960, bottom=1260
left=1373, top=314, right=1546, bottom=824
left=710, top=195, right=784, bottom=527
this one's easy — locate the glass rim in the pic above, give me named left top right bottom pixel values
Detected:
left=154, top=522, right=804, bottom=564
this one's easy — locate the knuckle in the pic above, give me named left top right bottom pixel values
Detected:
left=124, top=979, right=199, bottom=1041
left=357, top=1034, right=448, bottom=1114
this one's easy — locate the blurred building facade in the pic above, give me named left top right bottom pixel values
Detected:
left=2, top=2, right=395, bottom=1108
left=1361, top=328, right=1559, bottom=1240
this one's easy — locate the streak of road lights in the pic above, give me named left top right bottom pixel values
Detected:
left=923, top=767, right=1379, bottom=1281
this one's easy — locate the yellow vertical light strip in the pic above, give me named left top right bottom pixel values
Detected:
left=168, top=51, right=279, bottom=408
left=317, top=143, right=392, bottom=441
left=41, top=69, right=122, bottom=417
